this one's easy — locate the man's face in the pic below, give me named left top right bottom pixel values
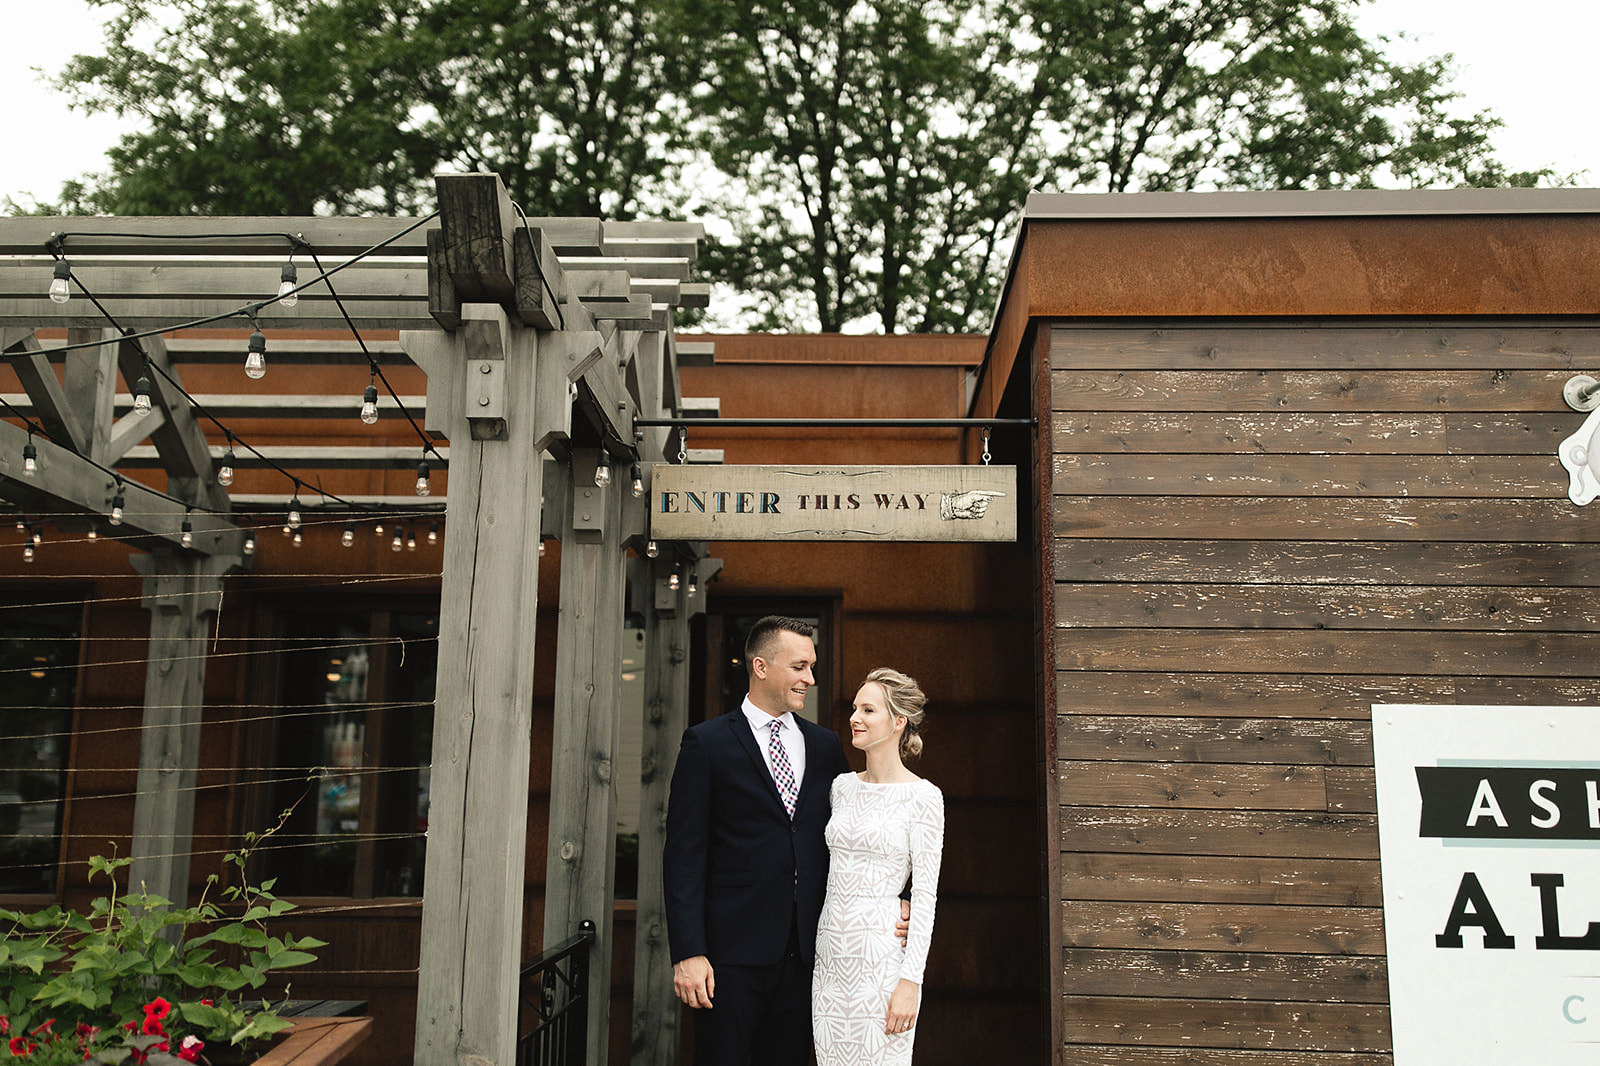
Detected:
left=750, top=630, right=816, bottom=716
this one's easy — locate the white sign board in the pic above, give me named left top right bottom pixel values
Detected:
left=648, top=465, right=1016, bottom=542
left=1373, top=704, right=1600, bottom=1065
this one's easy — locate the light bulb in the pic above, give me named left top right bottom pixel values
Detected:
left=23, top=543, right=34, bottom=562
left=688, top=572, right=699, bottom=597
left=133, top=375, right=153, bottom=416
left=406, top=524, right=417, bottom=551
left=342, top=520, right=355, bottom=547
left=594, top=451, right=612, bottom=489
left=287, top=504, right=302, bottom=530
left=630, top=463, right=644, bottom=498
left=391, top=529, right=404, bottom=552
left=180, top=514, right=193, bottom=548
left=292, top=528, right=303, bottom=547
left=86, top=527, right=98, bottom=541
left=13, top=518, right=22, bottom=531
left=243, top=530, right=256, bottom=556
left=110, top=492, right=125, bottom=526
left=538, top=539, right=546, bottom=558
left=22, top=441, right=37, bottom=477
left=277, top=261, right=299, bottom=308
left=244, top=330, right=266, bottom=379
left=646, top=539, right=658, bottom=558
left=31, top=526, right=42, bottom=546
left=668, top=568, right=680, bottom=592
left=428, top=521, right=439, bottom=545
left=415, top=459, right=431, bottom=497
left=48, top=260, right=70, bottom=304
left=375, top=520, right=386, bottom=536
left=217, top=449, right=235, bottom=487
left=360, top=383, right=379, bottom=424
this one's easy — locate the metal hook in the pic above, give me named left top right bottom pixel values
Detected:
left=677, top=425, right=688, bottom=465
left=980, top=427, right=991, bottom=466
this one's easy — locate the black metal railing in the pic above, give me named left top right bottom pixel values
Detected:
left=516, top=919, right=596, bottom=1066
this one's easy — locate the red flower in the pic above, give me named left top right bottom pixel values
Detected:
left=8, top=1035, right=35, bottom=1056
left=198, top=999, right=213, bottom=1008
left=141, top=1015, right=165, bottom=1036
left=142, top=999, right=171, bottom=1023
left=0, top=1016, right=9, bottom=1035
left=177, top=1035, right=205, bottom=1063
left=27, top=1020, right=53, bottom=1038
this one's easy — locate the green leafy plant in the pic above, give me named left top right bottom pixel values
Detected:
left=0, top=810, right=326, bottom=1064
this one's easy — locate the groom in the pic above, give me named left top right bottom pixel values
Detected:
left=663, top=616, right=850, bottom=1066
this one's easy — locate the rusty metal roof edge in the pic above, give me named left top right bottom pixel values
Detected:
left=1023, top=187, right=1600, bottom=220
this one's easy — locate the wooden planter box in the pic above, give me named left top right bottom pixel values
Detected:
left=245, top=1017, right=371, bottom=1066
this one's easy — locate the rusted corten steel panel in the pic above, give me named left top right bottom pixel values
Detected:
left=1024, top=215, right=1600, bottom=318
left=676, top=332, right=985, bottom=364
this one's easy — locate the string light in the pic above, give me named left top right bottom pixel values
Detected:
left=31, top=525, right=42, bottom=546
left=390, top=528, right=404, bottom=552
left=668, top=566, right=681, bottom=592
left=594, top=450, right=612, bottom=489
left=133, top=374, right=154, bottom=416
left=109, top=479, right=125, bottom=526
left=687, top=570, right=699, bottom=597
left=244, top=330, right=267, bottom=380
left=180, top=510, right=194, bottom=548
left=630, top=463, right=644, bottom=498
left=360, top=382, right=379, bottom=425
left=86, top=526, right=98, bottom=541
left=342, top=519, right=355, bottom=548
left=415, top=457, right=431, bottom=497
left=285, top=497, right=302, bottom=533
left=242, top=530, right=256, bottom=556
left=217, top=437, right=236, bottom=488
left=406, top=522, right=417, bottom=551
left=427, top=521, right=439, bottom=545
left=292, top=527, right=304, bottom=547
left=538, top=538, right=546, bottom=559
left=48, top=260, right=72, bottom=304
left=22, top=433, right=37, bottom=477
left=374, top=519, right=386, bottom=536
left=645, top=540, right=658, bottom=559
left=23, top=541, right=34, bottom=562
left=276, top=261, right=299, bottom=308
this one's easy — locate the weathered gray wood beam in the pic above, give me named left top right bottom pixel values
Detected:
left=63, top=328, right=119, bottom=465
left=675, top=339, right=716, bottom=367
left=629, top=551, right=719, bottom=1066
left=0, top=419, right=241, bottom=553
left=116, top=444, right=448, bottom=470
left=105, top=408, right=168, bottom=468
left=545, top=448, right=627, bottom=1064
left=411, top=306, right=545, bottom=1066
left=161, top=336, right=410, bottom=366
left=115, top=333, right=228, bottom=511
left=0, top=298, right=436, bottom=332
left=127, top=550, right=237, bottom=908
left=5, top=332, right=90, bottom=453
left=0, top=392, right=427, bottom=421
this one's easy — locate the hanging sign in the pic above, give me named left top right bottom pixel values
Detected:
left=648, top=465, right=1016, bottom=541
left=1373, top=704, right=1600, bottom=1065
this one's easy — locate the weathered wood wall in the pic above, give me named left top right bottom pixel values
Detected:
left=1049, top=322, right=1600, bottom=1064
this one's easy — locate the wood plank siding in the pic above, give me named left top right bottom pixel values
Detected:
left=1049, top=322, right=1600, bottom=1064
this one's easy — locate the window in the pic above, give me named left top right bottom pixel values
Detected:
left=249, top=604, right=436, bottom=898
left=705, top=605, right=833, bottom=725
left=0, top=597, right=79, bottom=894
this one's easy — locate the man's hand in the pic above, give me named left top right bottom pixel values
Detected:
left=895, top=898, right=910, bottom=946
left=673, top=955, right=715, bottom=1009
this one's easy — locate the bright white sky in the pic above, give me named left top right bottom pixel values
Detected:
left=0, top=0, right=1595, bottom=207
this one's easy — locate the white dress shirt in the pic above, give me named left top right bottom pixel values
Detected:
left=742, top=696, right=806, bottom=793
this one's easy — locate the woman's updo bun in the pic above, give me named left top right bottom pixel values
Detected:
left=863, top=666, right=927, bottom=759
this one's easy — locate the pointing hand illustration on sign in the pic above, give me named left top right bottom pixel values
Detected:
left=1559, top=405, right=1600, bottom=506
left=940, top=490, right=1004, bottom=520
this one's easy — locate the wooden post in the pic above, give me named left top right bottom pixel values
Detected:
left=127, top=550, right=234, bottom=906
left=408, top=307, right=545, bottom=1066
left=629, top=554, right=717, bottom=1066
left=545, top=448, right=627, bottom=1064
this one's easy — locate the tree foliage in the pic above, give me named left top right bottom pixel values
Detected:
left=38, top=0, right=1543, bottom=331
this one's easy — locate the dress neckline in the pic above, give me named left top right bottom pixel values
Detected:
left=854, top=771, right=921, bottom=786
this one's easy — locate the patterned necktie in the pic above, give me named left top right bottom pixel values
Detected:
left=768, top=719, right=798, bottom=817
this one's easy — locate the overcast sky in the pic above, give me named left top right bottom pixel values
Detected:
left=2, top=0, right=1596, bottom=206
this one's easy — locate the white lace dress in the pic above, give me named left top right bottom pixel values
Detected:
left=812, top=773, right=944, bottom=1066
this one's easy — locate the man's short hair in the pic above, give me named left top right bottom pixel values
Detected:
left=744, top=616, right=815, bottom=674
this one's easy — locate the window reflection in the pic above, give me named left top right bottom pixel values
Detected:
left=0, top=599, right=78, bottom=893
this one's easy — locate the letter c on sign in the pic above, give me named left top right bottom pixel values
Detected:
left=1564, top=995, right=1586, bottom=1024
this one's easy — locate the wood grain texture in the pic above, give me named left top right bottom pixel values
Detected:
left=1063, top=717, right=1370, bottom=766
left=1049, top=369, right=1584, bottom=412
left=1055, top=672, right=1456, bottom=720
left=1060, top=808, right=1378, bottom=859
left=1059, top=761, right=1333, bottom=811
left=1052, top=413, right=1446, bottom=455
left=1063, top=902, right=1385, bottom=956
left=1052, top=453, right=1563, bottom=498
left=1061, top=996, right=1391, bottom=1052
left=1060, top=1048, right=1391, bottom=1066
left=1061, top=853, right=1381, bottom=906
left=1050, top=324, right=1600, bottom=371
left=1062, top=948, right=1389, bottom=1003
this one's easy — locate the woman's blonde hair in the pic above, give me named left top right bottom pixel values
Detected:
left=863, top=667, right=927, bottom=758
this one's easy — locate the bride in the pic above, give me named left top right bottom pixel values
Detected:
left=812, top=667, right=945, bottom=1065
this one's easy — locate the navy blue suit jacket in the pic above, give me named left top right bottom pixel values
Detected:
left=664, top=709, right=851, bottom=968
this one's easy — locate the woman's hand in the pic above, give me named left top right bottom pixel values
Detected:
left=884, top=978, right=919, bottom=1035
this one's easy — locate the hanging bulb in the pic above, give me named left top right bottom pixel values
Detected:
left=538, top=539, right=547, bottom=558
left=646, top=539, right=658, bottom=559
left=133, top=375, right=154, bottom=416
left=180, top=512, right=194, bottom=548
left=292, top=528, right=304, bottom=547
left=110, top=489, right=125, bottom=526
left=277, top=261, right=299, bottom=308
left=427, top=520, right=439, bottom=545
left=360, top=383, right=379, bottom=425
left=668, top=567, right=681, bottom=592
left=287, top=501, right=302, bottom=531
left=375, top=519, right=386, bottom=536
left=688, top=571, right=699, bottom=597
left=391, top=529, right=404, bottom=552
left=86, top=526, right=98, bottom=541
left=13, top=517, right=22, bottom=531
left=342, top=519, right=355, bottom=547
left=22, top=439, right=37, bottom=477
left=630, top=463, right=644, bottom=498
left=23, top=542, right=34, bottom=562
left=406, top=522, right=417, bottom=551
left=415, top=458, right=432, bottom=497
left=594, top=450, right=612, bottom=489
left=31, top=526, right=42, bottom=546
left=48, top=260, right=71, bottom=304
left=242, top=530, right=257, bottom=556
left=217, top=448, right=235, bottom=487
left=244, top=330, right=267, bottom=380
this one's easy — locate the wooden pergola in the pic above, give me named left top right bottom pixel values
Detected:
left=0, top=173, right=716, bottom=1066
